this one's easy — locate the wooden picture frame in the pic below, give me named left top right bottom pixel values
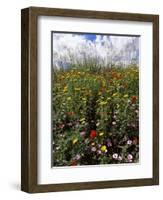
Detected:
left=21, top=7, right=159, bottom=193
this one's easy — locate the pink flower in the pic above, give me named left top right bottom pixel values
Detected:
left=80, top=131, right=86, bottom=137
left=75, top=154, right=81, bottom=160
left=59, top=124, right=65, bottom=129
left=97, top=150, right=102, bottom=155
left=127, top=154, right=133, bottom=161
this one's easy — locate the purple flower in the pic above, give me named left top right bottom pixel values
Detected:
left=107, top=141, right=112, bottom=147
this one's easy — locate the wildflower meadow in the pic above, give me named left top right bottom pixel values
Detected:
left=52, top=33, right=139, bottom=166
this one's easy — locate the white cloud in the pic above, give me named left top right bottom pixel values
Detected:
left=53, top=33, right=139, bottom=69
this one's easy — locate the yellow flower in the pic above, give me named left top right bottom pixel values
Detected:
left=107, top=97, right=111, bottom=101
left=112, top=93, right=118, bottom=97
left=116, top=104, right=120, bottom=108
left=99, top=132, right=104, bottom=136
left=102, top=81, right=106, bottom=87
left=81, top=121, right=85, bottom=125
left=82, top=98, right=86, bottom=101
left=101, top=145, right=107, bottom=151
left=63, top=86, right=68, bottom=92
left=80, top=118, right=85, bottom=122
left=72, top=138, right=78, bottom=145
left=75, top=87, right=80, bottom=91
left=99, top=101, right=107, bottom=106
left=124, top=94, right=128, bottom=98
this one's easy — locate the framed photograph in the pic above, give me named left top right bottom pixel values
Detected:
left=21, top=7, right=159, bottom=193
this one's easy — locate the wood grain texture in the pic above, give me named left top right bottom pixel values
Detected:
left=21, top=8, right=30, bottom=192
left=21, top=8, right=37, bottom=193
left=152, top=15, right=159, bottom=185
left=21, top=7, right=159, bottom=193
left=27, top=6, right=157, bottom=21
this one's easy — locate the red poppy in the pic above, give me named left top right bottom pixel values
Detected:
left=90, top=130, right=97, bottom=139
left=133, top=137, right=138, bottom=145
left=131, top=95, right=137, bottom=103
left=70, top=160, right=77, bottom=166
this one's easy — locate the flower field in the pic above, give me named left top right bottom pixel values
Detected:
left=52, top=65, right=139, bottom=166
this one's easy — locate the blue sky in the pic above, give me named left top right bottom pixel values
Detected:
left=84, top=34, right=96, bottom=41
